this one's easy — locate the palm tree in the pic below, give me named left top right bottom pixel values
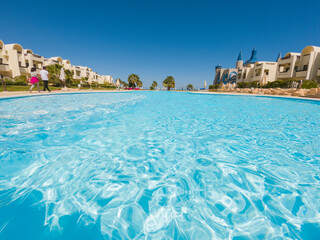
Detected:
left=119, top=79, right=128, bottom=87
left=187, top=84, right=194, bottom=90
left=150, top=81, right=158, bottom=90
left=128, top=74, right=142, bottom=88
left=46, top=64, right=63, bottom=86
left=65, top=69, right=74, bottom=87
left=163, top=76, right=175, bottom=90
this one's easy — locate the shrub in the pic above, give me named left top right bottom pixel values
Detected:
left=237, top=82, right=259, bottom=88
left=99, top=84, right=116, bottom=89
left=237, top=82, right=247, bottom=88
left=71, top=79, right=81, bottom=87
left=248, top=81, right=259, bottom=88
left=13, top=75, right=28, bottom=85
left=4, top=79, right=14, bottom=85
left=262, top=80, right=294, bottom=88
left=209, top=84, right=220, bottom=89
left=301, top=80, right=318, bottom=89
left=13, top=81, right=28, bottom=86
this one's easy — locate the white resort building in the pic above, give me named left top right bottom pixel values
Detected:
left=0, top=39, right=113, bottom=84
left=214, top=45, right=320, bottom=86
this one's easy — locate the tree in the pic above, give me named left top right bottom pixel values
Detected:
left=150, top=81, right=158, bottom=90
left=65, top=69, right=74, bottom=87
left=46, top=64, right=63, bottom=86
left=187, top=84, right=194, bottom=90
left=163, top=76, right=175, bottom=90
left=119, top=79, right=128, bottom=87
left=128, top=73, right=142, bottom=88
left=0, top=74, right=6, bottom=91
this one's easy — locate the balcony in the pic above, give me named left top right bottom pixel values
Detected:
left=278, top=58, right=293, bottom=64
left=0, top=63, right=10, bottom=72
left=277, top=71, right=292, bottom=79
left=19, top=67, right=29, bottom=74
left=32, top=54, right=43, bottom=60
left=295, top=70, right=307, bottom=78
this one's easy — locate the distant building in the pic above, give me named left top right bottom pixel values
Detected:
left=214, top=45, right=320, bottom=87
left=0, top=39, right=114, bottom=85
left=277, top=46, right=320, bottom=82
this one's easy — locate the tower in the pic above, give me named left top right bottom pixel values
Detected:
left=244, top=47, right=258, bottom=66
left=214, top=63, right=222, bottom=85
left=236, top=50, right=243, bottom=69
left=276, top=52, right=281, bottom=62
left=215, top=63, right=222, bottom=72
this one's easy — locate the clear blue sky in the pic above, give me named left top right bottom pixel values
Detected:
left=1, top=0, right=319, bottom=89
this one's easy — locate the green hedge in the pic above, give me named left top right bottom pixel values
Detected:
left=4, top=76, right=28, bottom=86
left=261, top=80, right=318, bottom=89
left=237, top=81, right=259, bottom=88
left=209, top=84, right=219, bottom=89
left=99, top=84, right=116, bottom=89
left=261, top=80, right=294, bottom=88
left=301, top=80, right=318, bottom=89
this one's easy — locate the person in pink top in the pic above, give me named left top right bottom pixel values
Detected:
left=28, top=67, right=40, bottom=92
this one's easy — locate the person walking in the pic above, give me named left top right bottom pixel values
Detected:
left=40, top=66, right=51, bottom=92
left=28, top=67, right=40, bottom=92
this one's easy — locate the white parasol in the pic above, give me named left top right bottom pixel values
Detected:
left=59, top=68, right=65, bottom=82
left=116, top=78, right=120, bottom=86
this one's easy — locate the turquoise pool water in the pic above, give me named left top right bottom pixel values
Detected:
left=0, top=92, right=320, bottom=239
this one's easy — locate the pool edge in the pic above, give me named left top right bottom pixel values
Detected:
left=190, top=91, right=320, bottom=102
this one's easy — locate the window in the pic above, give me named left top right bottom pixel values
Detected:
left=303, top=65, right=308, bottom=71
left=0, top=58, right=2, bottom=64
left=264, top=70, right=269, bottom=76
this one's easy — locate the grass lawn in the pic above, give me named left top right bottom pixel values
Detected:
left=0, top=85, right=62, bottom=91
left=0, top=85, right=117, bottom=91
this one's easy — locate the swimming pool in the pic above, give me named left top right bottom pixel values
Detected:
left=0, top=92, right=320, bottom=239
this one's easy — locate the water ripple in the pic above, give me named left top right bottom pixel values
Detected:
left=0, top=92, right=320, bottom=239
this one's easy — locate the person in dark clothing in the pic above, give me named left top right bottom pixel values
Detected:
left=40, top=66, right=51, bottom=92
